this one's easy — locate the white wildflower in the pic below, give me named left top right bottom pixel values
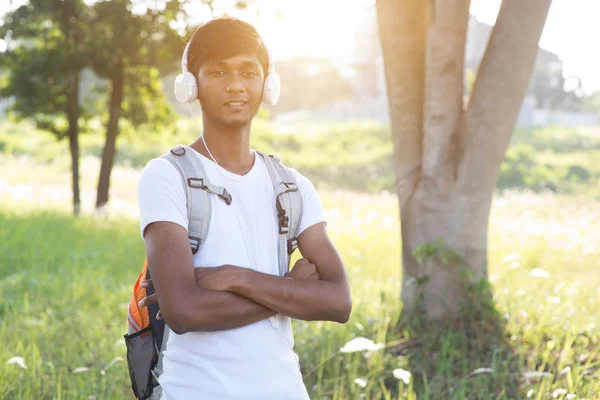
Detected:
left=530, top=268, right=550, bottom=279
left=523, top=371, right=553, bottom=380
left=552, top=388, right=567, bottom=398
left=354, top=378, right=367, bottom=388
left=471, top=368, right=493, bottom=375
left=7, top=356, right=27, bottom=369
left=340, top=337, right=384, bottom=353
left=393, top=368, right=411, bottom=384
left=504, top=253, right=521, bottom=263
left=104, top=356, right=123, bottom=370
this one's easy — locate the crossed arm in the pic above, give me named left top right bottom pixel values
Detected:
left=142, top=221, right=351, bottom=334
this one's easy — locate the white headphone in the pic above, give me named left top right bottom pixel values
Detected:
left=173, top=33, right=281, bottom=105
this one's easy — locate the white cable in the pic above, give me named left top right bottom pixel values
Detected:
left=185, top=103, right=256, bottom=270
left=186, top=103, right=220, bottom=169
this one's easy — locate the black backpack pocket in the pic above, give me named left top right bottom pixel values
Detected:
left=124, top=326, right=159, bottom=400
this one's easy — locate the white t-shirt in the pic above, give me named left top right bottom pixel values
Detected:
left=138, top=147, right=326, bottom=400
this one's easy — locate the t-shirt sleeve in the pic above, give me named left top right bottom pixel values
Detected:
left=289, top=169, right=327, bottom=236
left=138, top=158, right=188, bottom=238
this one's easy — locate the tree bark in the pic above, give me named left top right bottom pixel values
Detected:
left=459, top=0, right=553, bottom=193
left=377, top=0, right=429, bottom=313
left=96, top=66, right=124, bottom=209
left=376, top=0, right=429, bottom=210
left=400, top=0, right=474, bottom=318
left=422, top=0, right=471, bottom=185
left=378, top=0, right=553, bottom=320
left=66, top=71, right=81, bottom=216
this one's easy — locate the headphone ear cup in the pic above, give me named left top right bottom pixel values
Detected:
left=174, top=72, right=198, bottom=103
left=262, top=71, right=281, bottom=105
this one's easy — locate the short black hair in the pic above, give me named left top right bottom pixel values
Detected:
left=187, top=17, right=270, bottom=77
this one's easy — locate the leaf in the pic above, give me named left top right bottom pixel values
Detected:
left=413, top=239, right=463, bottom=266
left=72, top=367, right=90, bottom=374
left=413, top=242, right=438, bottom=264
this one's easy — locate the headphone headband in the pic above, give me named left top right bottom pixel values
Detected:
left=181, top=37, right=191, bottom=72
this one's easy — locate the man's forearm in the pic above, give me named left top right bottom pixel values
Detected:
left=175, top=288, right=275, bottom=333
left=229, top=270, right=351, bottom=323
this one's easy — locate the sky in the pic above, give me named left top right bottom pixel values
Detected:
left=1, top=0, right=599, bottom=93
left=252, top=0, right=600, bottom=93
left=469, top=0, right=600, bottom=94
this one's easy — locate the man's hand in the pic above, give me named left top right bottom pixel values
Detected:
left=138, top=279, right=163, bottom=320
left=195, top=265, right=244, bottom=291
left=285, top=258, right=320, bottom=280
left=219, top=223, right=352, bottom=323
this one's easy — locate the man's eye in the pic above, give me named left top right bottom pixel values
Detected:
left=210, top=71, right=225, bottom=76
left=243, top=71, right=258, bottom=78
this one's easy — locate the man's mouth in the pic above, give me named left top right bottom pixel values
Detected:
left=224, top=100, right=248, bottom=109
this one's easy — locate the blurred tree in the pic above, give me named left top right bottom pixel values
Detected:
left=89, top=0, right=185, bottom=209
left=376, top=0, right=552, bottom=320
left=530, top=68, right=585, bottom=111
left=90, top=0, right=253, bottom=209
left=0, top=0, right=90, bottom=215
left=560, top=75, right=585, bottom=111
left=268, top=57, right=354, bottom=115
left=583, top=90, right=600, bottom=118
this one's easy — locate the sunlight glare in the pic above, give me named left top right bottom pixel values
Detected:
left=255, top=0, right=374, bottom=63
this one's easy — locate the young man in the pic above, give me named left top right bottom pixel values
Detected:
left=137, top=17, right=351, bottom=399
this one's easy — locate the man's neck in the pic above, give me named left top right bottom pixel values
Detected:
left=190, top=121, right=255, bottom=175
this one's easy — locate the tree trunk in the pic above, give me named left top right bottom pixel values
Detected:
left=67, top=71, right=81, bottom=216
left=376, top=0, right=429, bottom=209
left=401, top=184, right=493, bottom=319
left=377, top=0, right=553, bottom=320
left=376, top=0, right=429, bottom=313
left=400, top=0, right=474, bottom=319
left=96, top=66, right=124, bottom=209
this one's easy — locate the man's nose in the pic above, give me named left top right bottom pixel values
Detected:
left=226, top=77, right=246, bottom=94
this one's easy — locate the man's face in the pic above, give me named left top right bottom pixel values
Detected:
left=196, top=53, right=265, bottom=129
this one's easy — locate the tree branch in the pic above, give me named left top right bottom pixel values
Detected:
left=376, top=0, right=429, bottom=210
left=459, top=0, right=553, bottom=192
left=422, top=0, right=471, bottom=187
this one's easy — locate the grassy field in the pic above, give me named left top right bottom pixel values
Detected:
left=3, top=119, right=600, bottom=196
left=1, top=151, right=600, bottom=400
left=2, top=115, right=600, bottom=399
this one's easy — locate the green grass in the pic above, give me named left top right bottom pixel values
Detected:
left=1, top=174, right=600, bottom=399
left=1, top=120, right=600, bottom=398
left=5, top=118, right=598, bottom=196
left=0, top=208, right=138, bottom=399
